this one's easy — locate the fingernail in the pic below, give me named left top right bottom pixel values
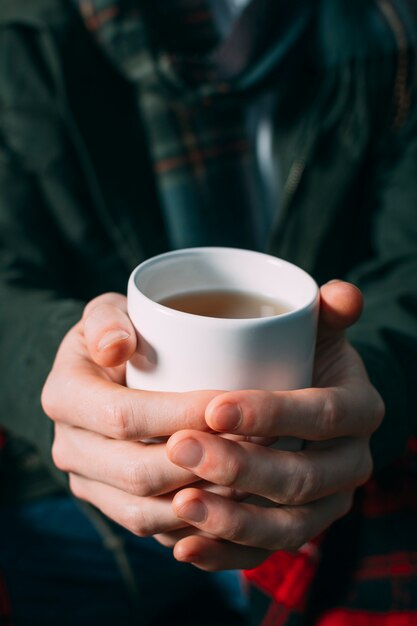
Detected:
left=170, top=439, right=203, bottom=468
left=98, top=330, right=130, bottom=352
left=177, top=500, right=207, bottom=523
left=211, top=403, right=242, bottom=432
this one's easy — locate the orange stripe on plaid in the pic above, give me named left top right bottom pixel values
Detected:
left=155, top=139, right=249, bottom=173
left=79, top=1, right=120, bottom=31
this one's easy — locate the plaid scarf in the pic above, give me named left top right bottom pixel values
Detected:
left=74, top=0, right=312, bottom=251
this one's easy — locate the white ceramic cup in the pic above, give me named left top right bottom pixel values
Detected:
left=127, top=248, right=319, bottom=401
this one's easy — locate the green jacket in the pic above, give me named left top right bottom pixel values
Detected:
left=0, top=0, right=416, bottom=502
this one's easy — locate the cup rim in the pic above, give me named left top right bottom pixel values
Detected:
left=128, top=247, right=319, bottom=325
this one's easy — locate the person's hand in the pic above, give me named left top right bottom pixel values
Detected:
left=41, top=293, right=220, bottom=535
left=164, top=281, right=385, bottom=571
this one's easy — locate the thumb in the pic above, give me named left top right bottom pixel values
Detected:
left=82, top=292, right=137, bottom=367
left=318, top=280, right=363, bottom=341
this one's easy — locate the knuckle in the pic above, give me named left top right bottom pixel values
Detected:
left=241, top=394, right=261, bottom=430
left=283, top=514, right=308, bottom=552
left=82, top=297, right=101, bottom=320
left=122, top=462, right=155, bottom=497
left=219, top=455, right=242, bottom=488
left=68, top=474, right=84, bottom=499
left=41, top=376, right=58, bottom=419
left=51, top=435, right=69, bottom=472
left=300, top=467, right=322, bottom=504
left=223, top=515, right=246, bottom=542
left=286, top=458, right=322, bottom=505
left=371, top=393, right=385, bottom=433
left=124, top=506, right=153, bottom=537
left=181, top=396, right=207, bottom=430
left=83, top=293, right=120, bottom=320
left=323, top=390, right=344, bottom=433
left=103, top=400, right=131, bottom=439
left=240, top=390, right=273, bottom=432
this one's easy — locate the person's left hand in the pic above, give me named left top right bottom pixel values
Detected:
left=161, top=281, right=385, bottom=571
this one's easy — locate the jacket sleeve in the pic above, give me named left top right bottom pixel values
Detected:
left=0, top=138, right=85, bottom=484
left=346, top=110, right=417, bottom=471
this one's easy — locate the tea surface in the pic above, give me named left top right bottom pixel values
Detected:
left=159, top=289, right=291, bottom=319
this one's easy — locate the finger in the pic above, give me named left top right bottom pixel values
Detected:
left=82, top=293, right=137, bottom=368
left=167, top=431, right=372, bottom=504
left=205, top=383, right=382, bottom=440
left=43, top=358, right=218, bottom=438
left=155, top=528, right=216, bottom=548
left=53, top=424, right=196, bottom=496
left=174, top=536, right=272, bottom=571
left=69, top=474, right=187, bottom=536
left=318, top=281, right=363, bottom=341
left=153, top=481, right=253, bottom=548
left=155, top=533, right=183, bottom=548
left=172, top=488, right=353, bottom=551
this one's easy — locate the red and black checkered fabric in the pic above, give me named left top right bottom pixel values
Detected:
left=245, top=437, right=417, bottom=625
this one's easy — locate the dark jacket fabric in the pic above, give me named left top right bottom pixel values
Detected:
left=0, top=0, right=417, bottom=623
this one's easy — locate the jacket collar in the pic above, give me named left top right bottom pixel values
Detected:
left=71, top=0, right=313, bottom=93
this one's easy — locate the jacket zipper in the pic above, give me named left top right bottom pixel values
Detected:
left=267, top=56, right=349, bottom=245
left=377, top=0, right=411, bottom=129
left=280, top=159, right=306, bottom=217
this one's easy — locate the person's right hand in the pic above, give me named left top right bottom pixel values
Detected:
left=41, top=293, right=219, bottom=535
